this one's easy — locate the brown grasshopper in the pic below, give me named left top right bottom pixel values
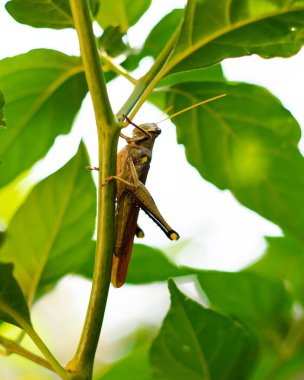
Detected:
left=89, top=94, right=226, bottom=288
left=103, top=116, right=179, bottom=288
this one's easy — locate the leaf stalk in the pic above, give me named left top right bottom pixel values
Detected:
left=117, top=23, right=181, bottom=119
left=99, top=51, right=137, bottom=84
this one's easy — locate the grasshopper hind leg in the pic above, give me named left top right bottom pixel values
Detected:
left=131, top=182, right=180, bottom=241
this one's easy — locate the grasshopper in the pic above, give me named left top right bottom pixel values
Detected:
left=89, top=94, right=226, bottom=288
left=103, top=116, right=179, bottom=288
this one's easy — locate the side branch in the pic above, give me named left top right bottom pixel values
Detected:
left=0, top=335, right=53, bottom=371
left=117, top=23, right=181, bottom=118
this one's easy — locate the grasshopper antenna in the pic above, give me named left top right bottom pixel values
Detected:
left=158, top=105, right=173, bottom=119
left=157, top=93, right=226, bottom=124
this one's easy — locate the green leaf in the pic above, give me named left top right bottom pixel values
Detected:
left=157, top=64, right=225, bottom=88
left=73, top=239, right=96, bottom=279
left=267, top=345, right=304, bottom=380
left=167, top=81, right=304, bottom=242
left=5, top=0, right=73, bottom=29
left=97, top=0, right=152, bottom=33
left=249, top=236, right=304, bottom=303
left=76, top=243, right=191, bottom=283
left=151, top=280, right=257, bottom=380
left=142, top=9, right=184, bottom=59
left=98, top=26, right=127, bottom=57
left=5, top=0, right=98, bottom=29
left=126, top=244, right=191, bottom=284
left=0, top=49, right=87, bottom=187
left=0, top=231, right=5, bottom=247
left=162, top=0, right=304, bottom=77
left=0, top=144, right=96, bottom=301
left=0, top=91, right=5, bottom=128
left=124, top=245, right=292, bottom=342
left=148, top=64, right=225, bottom=112
left=197, top=271, right=292, bottom=342
left=0, top=172, right=33, bottom=226
left=97, top=349, right=151, bottom=380
left=0, top=263, right=31, bottom=328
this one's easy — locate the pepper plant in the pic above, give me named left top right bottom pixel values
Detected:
left=1, top=0, right=304, bottom=379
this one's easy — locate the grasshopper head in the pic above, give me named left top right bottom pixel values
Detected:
left=133, top=123, right=161, bottom=138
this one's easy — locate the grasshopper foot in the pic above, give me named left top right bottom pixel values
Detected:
left=101, top=176, right=115, bottom=187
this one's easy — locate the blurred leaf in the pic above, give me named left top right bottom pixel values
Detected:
left=0, top=231, right=5, bottom=247
left=248, top=349, right=279, bottom=380
left=5, top=0, right=98, bottom=29
left=251, top=345, right=304, bottom=380
left=162, top=0, right=304, bottom=76
left=0, top=263, right=31, bottom=328
left=124, top=245, right=293, bottom=343
left=89, top=0, right=100, bottom=17
left=249, top=236, right=304, bottom=303
left=97, top=0, right=152, bottom=33
left=99, top=9, right=183, bottom=81
left=76, top=243, right=191, bottom=283
left=269, top=345, right=304, bottom=380
left=0, top=144, right=96, bottom=301
left=96, top=327, right=157, bottom=379
left=0, top=49, right=87, bottom=187
left=0, top=171, right=33, bottom=226
left=197, top=271, right=292, bottom=343
left=125, top=247, right=293, bottom=340
left=101, top=9, right=183, bottom=91
left=151, top=280, right=257, bottom=380
left=98, top=26, right=127, bottom=57
left=73, top=239, right=95, bottom=279
left=167, top=81, right=304, bottom=242
left=127, top=244, right=191, bottom=284
left=142, top=9, right=184, bottom=59
left=121, top=53, right=143, bottom=72
left=97, top=348, right=151, bottom=380
left=0, top=91, right=5, bottom=127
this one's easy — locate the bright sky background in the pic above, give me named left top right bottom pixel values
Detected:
left=1, top=0, right=304, bottom=377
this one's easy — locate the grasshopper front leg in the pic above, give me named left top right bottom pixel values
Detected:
left=102, top=175, right=136, bottom=188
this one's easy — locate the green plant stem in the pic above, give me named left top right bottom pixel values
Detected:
left=68, top=1, right=118, bottom=379
left=0, top=335, right=53, bottom=371
left=99, top=51, right=137, bottom=84
left=117, top=24, right=181, bottom=119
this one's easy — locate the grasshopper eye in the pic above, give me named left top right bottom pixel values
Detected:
left=148, top=126, right=161, bottom=135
